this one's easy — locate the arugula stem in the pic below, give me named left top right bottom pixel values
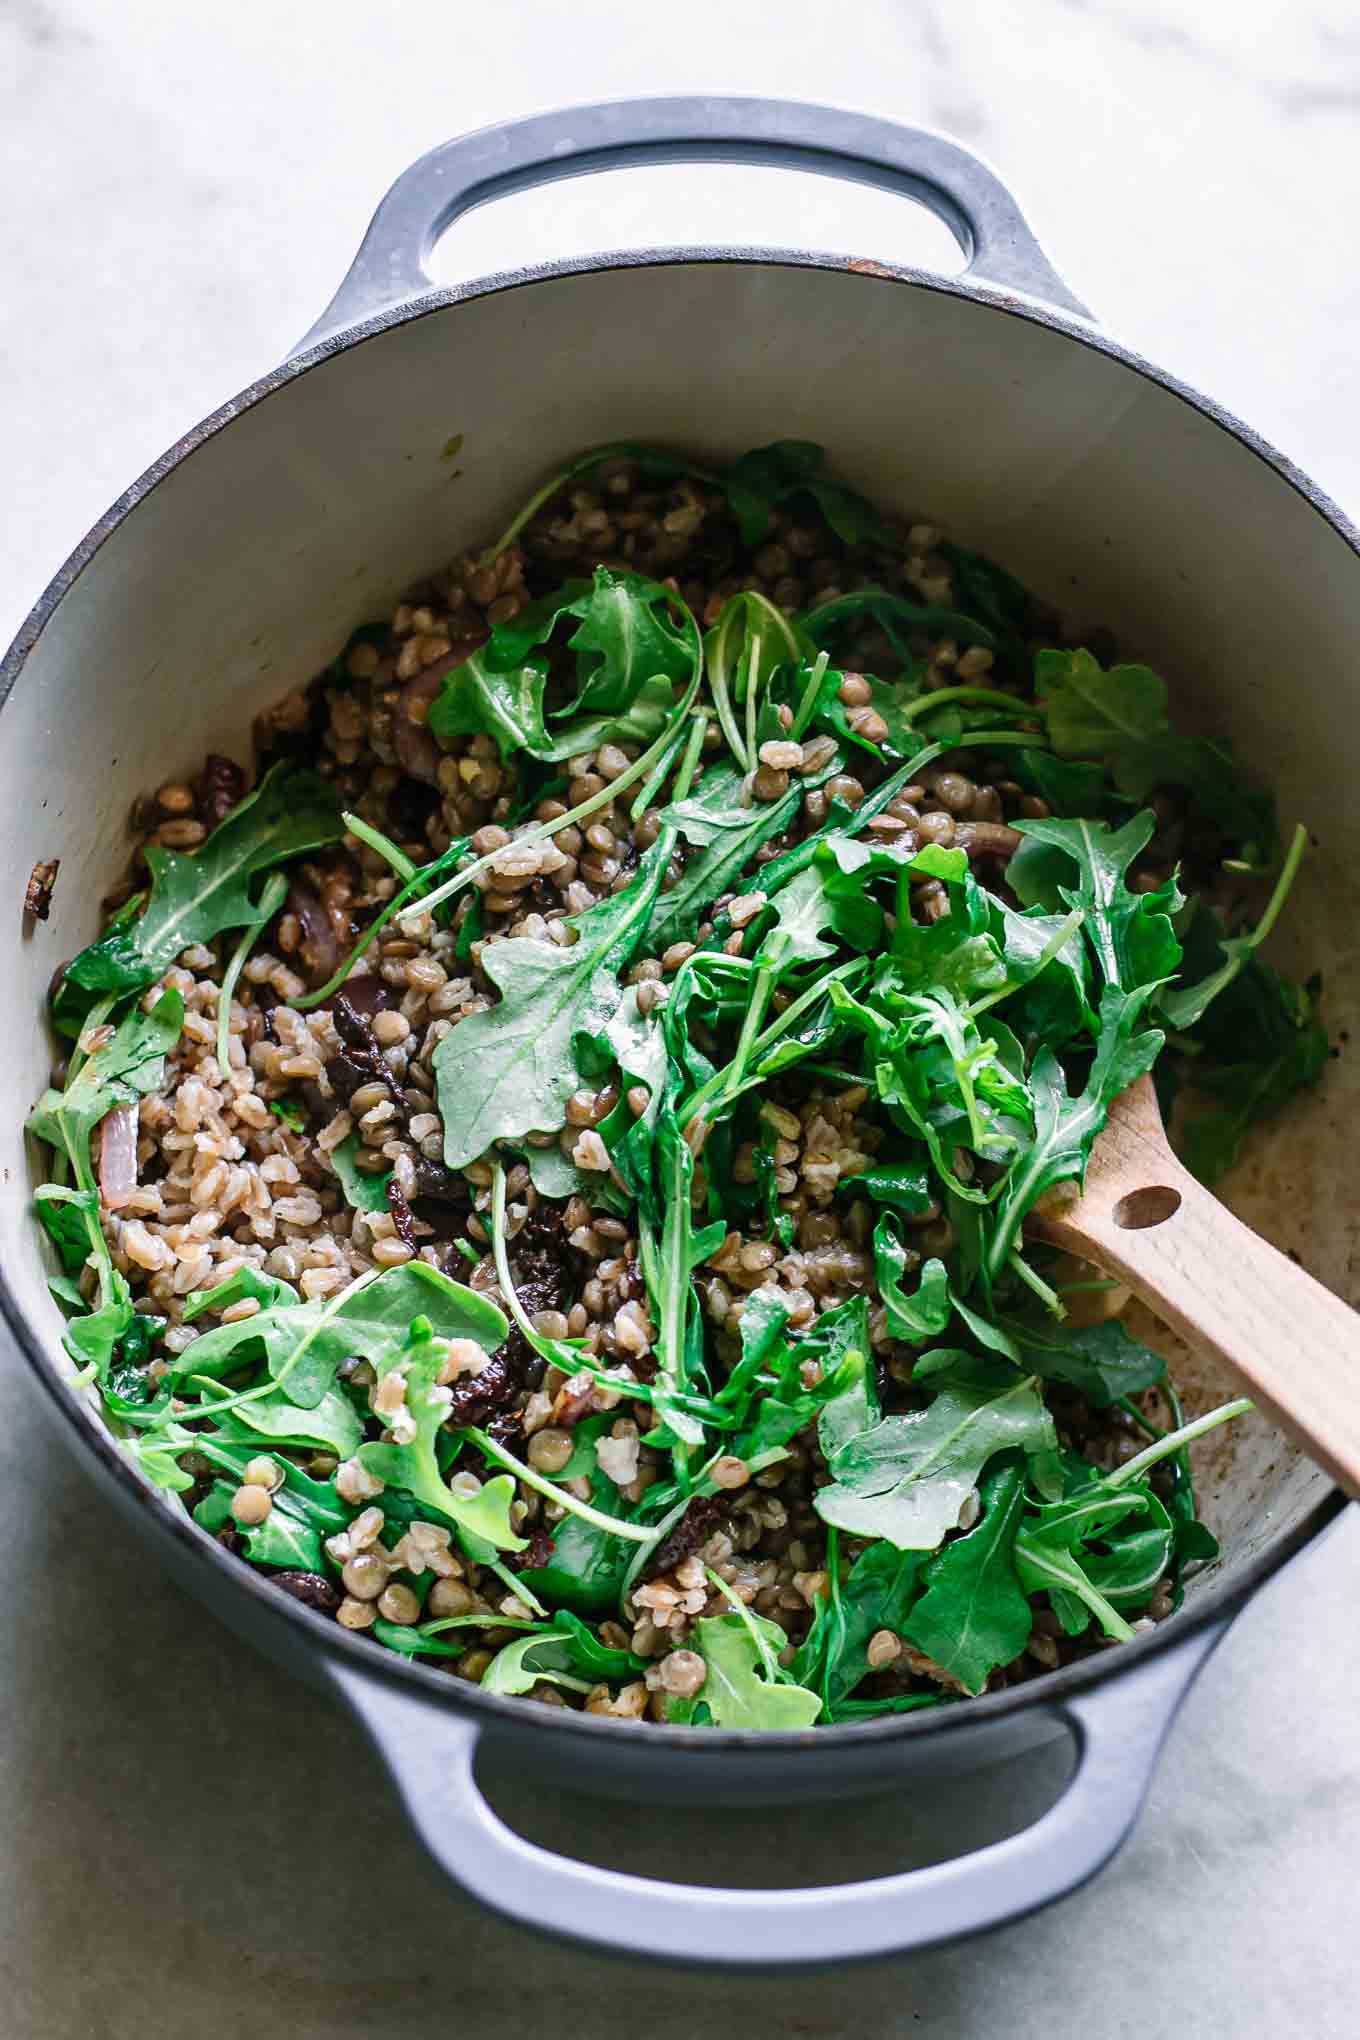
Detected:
left=707, top=607, right=750, bottom=770
left=216, top=872, right=287, bottom=1076
left=466, top=1427, right=656, bottom=1543
left=704, top=1563, right=784, bottom=1682
left=1104, top=1397, right=1252, bottom=1488
left=679, top=959, right=867, bottom=1128
left=344, top=812, right=418, bottom=885
left=743, top=631, right=761, bottom=768
left=1007, top=1249, right=1065, bottom=1317
left=1013, top=1532, right=1137, bottom=1642
left=488, top=1161, right=571, bottom=1368
left=617, top=1445, right=791, bottom=1608
left=717, top=963, right=776, bottom=1112
left=965, top=909, right=1085, bottom=1021
left=483, top=1557, right=550, bottom=1617
left=902, top=684, right=1034, bottom=727
left=292, top=838, right=470, bottom=1012
left=478, top=443, right=719, bottom=567
left=790, top=651, right=830, bottom=740
left=1250, top=822, right=1308, bottom=948
left=404, top=674, right=702, bottom=930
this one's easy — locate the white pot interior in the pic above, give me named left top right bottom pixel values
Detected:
left=7, top=258, right=1351, bottom=1593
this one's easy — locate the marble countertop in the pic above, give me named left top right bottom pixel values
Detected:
left=3, top=2, right=1358, bottom=2032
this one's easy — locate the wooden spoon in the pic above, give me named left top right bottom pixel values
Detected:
left=1029, top=1074, right=1360, bottom=1495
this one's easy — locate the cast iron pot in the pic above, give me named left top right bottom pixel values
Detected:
left=3, top=96, right=1353, bottom=1969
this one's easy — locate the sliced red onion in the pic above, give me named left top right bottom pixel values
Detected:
left=286, top=880, right=340, bottom=988
left=98, top=1102, right=139, bottom=1210
left=395, top=634, right=486, bottom=785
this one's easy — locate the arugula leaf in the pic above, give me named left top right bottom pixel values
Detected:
left=1010, top=811, right=1181, bottom=995
left=801, top=588, right=997, bottom=662
left=1161, top=826, right=1306, bottom=1030
left=517, top=1464, right=634, bottom=1615
left=816, top=1377, right=1056, bottom=1550
left=805, top=1303, right=878, bottom=1460
left=1036, top=647, right=1276, bottom=859
left=937, top=543, right=1035, bottom=671
left=794, top=1539, right=925, bottom=1712
left=997, top=1313, right=1166, bottom=1407
left=900, top=1457, right=1031, bottom=1694
left=680, top=1612, right=822, bottom=1730
left=328, top=1131, right=393, bottom=1213
left=430, top=570, right=697, bottom=764
left=985, top=986, right=1164, bottom=1279
left=426, top=646, right=548, bottom=758
left=28, top=988, right=184, bottom=1174
left=1178, top=957, right=1328, bottom=1183
left=646, top=754, right=836, bottom=953
left=1010, top=747, right=1110, bottom=817
left=720, top=441, right=894, bottom=550
left=873, top=1213, right=951, bottom=1343
left=839, top=1160, right=935, bottom=1217
left=52, top=765, right=344, bottom=1032
left=197, top=1382, right=362, bottom=1458
left=434, top=836, right=671, bottom=1167
left=193, top=1477, right=327, bottom=1570
left=478, top=1608, right=646, bottom=1694
left=170, top=1261, right=507, bottom=1409
left=357, top=1328, right=525, bottom=1551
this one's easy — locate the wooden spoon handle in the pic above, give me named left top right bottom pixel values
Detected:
left=1036, top=1148, right=1360, bottom=1496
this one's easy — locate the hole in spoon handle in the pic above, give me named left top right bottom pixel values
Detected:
left=1112, top=1185, right=1183, bottom=1231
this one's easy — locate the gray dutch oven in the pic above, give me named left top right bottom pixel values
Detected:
left=4, top=95, right=1354, bottom=1969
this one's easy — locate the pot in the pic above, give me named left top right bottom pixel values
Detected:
left=3, top=95, right=1353, bottom=1970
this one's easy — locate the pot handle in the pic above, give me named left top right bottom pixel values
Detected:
left=326, top=1618, right=1223, bottom=1968
left=296, top=95, right=1089, bottom=352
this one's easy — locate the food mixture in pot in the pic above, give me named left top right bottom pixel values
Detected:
left=27, top=442, right=1328, bottom=1727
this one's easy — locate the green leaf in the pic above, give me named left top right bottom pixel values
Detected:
left=34, top=1186, right=99, bottom=1276
left=202, top=1383, right=362, bottom=1457
left=434, top=837, right=671, bottom=1167
left=1009, top=747, right=1110, bottom=817
left=171, top=1261, right=508, bottom=1410
left=426, top=646, right=548, bottom=759
left=431, top=569, right=697, bottom=763
left=720, top=441, right=894, bottom=550
left=28, top=988, right=184, bottom=1168
left=1161, top=826, right=1306, bottom=1031
left=985, top=985, right=1165, bottom=1279
left=517, top=1467, right=634, bottom=1614
left=873, top=1213, right=951, bottom=1343
left=357, top=1330, right=525, bottom=1552
left=1038, top=647, right=1169, bottom=762
left=839, top=1160, right=935, bottom=1217
left=52, top=765, right=344, bottom=1030
left=794, top=1540, right=925, bottom=1710
left=997, top=1313, right=1166, bottom=1407
left=1010, top=811, right=1181, bottom=995
left=1178, top=957, right=1328, bottom=1182
left=646, top=757, right=834, bottom=953
left=816, top=1377, right=1056, bottom=1550
left=1036, top=646, right=1276, bottom=858
left=686, top=1612, right=822, bottom=1730
left=328, top=1131, right=393, bottom=1213
left=900, top=1458, right=1031, bottom=1694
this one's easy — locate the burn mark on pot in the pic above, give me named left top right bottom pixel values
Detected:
left=24, top=857, right=59, bottom=924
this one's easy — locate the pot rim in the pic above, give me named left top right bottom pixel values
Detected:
left=3, top=242, right=1349, bottom=1755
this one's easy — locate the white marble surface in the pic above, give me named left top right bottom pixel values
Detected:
left=3, top=2, right=1359, bottom=2032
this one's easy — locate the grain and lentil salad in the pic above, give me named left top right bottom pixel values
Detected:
left=28, top=440, right=1327, bottom=1727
